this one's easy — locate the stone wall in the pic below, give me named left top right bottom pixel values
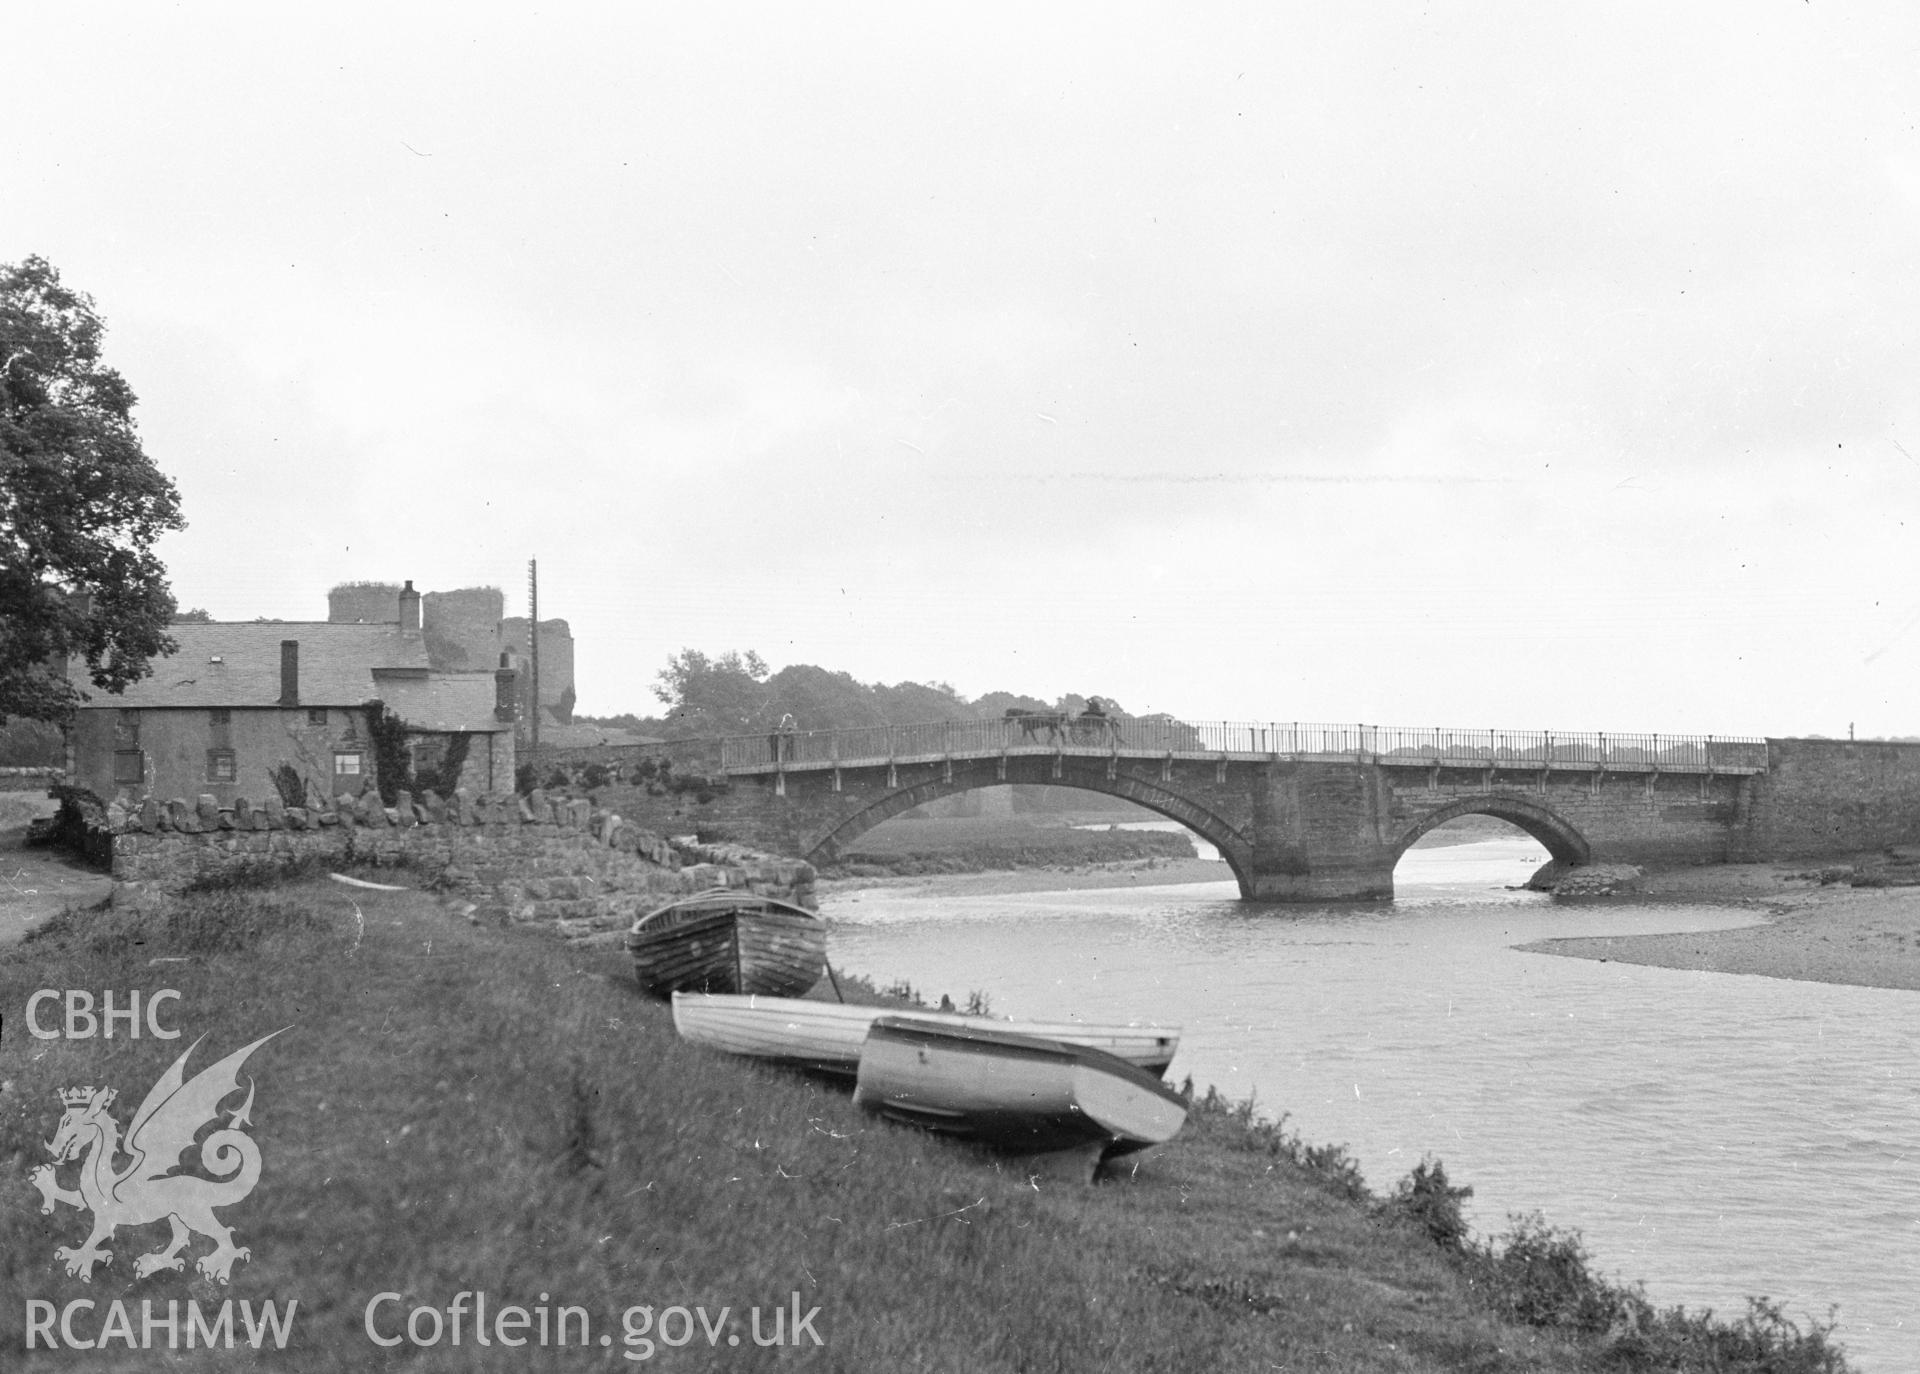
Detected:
left=0, top=766, right=61, bottom=792
left=326, top=582, right=403, bottom=624
left=502, top=617, right=576, bottom=722
left=102, top=786, right=815, bottom=940
left=1736, top=738, right=1920, bottom=859
left=422, top=586, right=505, bottom=671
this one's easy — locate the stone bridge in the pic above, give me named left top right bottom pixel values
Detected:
left=682, top=719, right=1783, bottom=901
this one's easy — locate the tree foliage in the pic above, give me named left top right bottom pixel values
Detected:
left=646, top=647, right=1124, bottom=739
left=0, top=255, right=183, bottom=724
left=651, top=649, right=773, bottom=737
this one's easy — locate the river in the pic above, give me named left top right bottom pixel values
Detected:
left=821, top=834, right=1918, bottom=1372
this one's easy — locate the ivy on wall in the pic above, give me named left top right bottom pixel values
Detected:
left=365, top=700, right=411, bottom=806
left=363, top=698, right=473, bottom=804
left=268, top=762, right=306, bottom=809
left=415, top=733, right=471, bottom=800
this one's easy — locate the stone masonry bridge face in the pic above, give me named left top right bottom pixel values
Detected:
left=692, top=720, right=1765, bottom=902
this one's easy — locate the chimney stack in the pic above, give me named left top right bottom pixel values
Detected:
left=279, top=640, right=300, bottom=707
left=399, top=579, right=421, bottom=632
left=494, top=662, right=518, bottom=723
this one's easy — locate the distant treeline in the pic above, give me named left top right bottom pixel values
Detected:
left=578, top=648, right=1124, bottom=743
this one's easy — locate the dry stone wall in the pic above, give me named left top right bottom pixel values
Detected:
left=103, top=785, right=815, bottom=940
left=0, top=766, right=61, bottom=792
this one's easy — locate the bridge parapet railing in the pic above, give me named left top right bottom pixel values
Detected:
left=1367, top=729, right=1767, bottom=771
left=717, top=720, right=1770, bottom=773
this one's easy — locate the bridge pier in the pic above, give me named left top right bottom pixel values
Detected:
left=1244, top=861, right=1396, bottom=903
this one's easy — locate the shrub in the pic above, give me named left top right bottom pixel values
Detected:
left=1384, top=1156, right=1473, bottom=1251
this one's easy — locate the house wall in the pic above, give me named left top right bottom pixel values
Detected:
left=70, top=705, right=517, bottom=808
left=68, top=706, right=377, bottom=806
left=410, top=728, right=516, bottom=795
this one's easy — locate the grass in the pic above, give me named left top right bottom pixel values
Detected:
left=0, top=791, right=57, bottom=833
left=1, top=881, right=1850, bottom=1371
left=824, top=814, right=1198, bottom=877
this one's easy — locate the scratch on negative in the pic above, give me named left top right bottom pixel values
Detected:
left=885, top=1197, right=986, bottom=1230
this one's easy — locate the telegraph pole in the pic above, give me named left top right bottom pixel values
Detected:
left=528, top=559, right=541, bottom=761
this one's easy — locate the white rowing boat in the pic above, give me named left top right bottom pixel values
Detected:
left=670, top=992, right=1180, bottom=1078
left=852, top=1016, right=1189, bottom=1158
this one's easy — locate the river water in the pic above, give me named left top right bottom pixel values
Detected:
left=822, top=836, right=1919, bottom=1372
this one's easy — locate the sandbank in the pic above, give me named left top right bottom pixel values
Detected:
left=1522, top=863, right=1920, bottom=992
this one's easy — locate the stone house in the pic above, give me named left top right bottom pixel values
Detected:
left=66, top=593, right=517, bottom=807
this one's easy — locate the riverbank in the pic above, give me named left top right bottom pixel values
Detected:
left=820, top=815, right=1195, bottom=879
left=1524, top=862, right=1920, bottom=992
left=820, top=853, right=1232, bottom=898
left=0, top=876, right=1848, bottom=1371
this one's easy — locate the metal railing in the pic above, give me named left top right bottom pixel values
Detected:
left=716, top=718, right=1770, bottom=773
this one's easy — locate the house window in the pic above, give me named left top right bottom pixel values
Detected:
left=308, top=708, right=328, bottom=726
left=113, top=750, right=145, bottom=785
left=114, top=710, right=140, bottom=747
left=207, top=750, right=236, bottom=783
left=209, top=708, right=232, bottom=727
left=333, top=752, right=364, bottom=777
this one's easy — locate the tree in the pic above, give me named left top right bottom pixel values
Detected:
left=651, top=649, right=772, bottom=737
left=0, top=256, right=183, bottom=725
left=173, top=606, right=213, bottom=623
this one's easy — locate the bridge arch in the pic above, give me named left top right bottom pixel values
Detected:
left=1391, top=792, right=1591, bottom=867
left=803, top=775, right=1258, bottom=896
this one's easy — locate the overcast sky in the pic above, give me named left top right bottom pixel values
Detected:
left=10, top=4, right=1919, bottom=737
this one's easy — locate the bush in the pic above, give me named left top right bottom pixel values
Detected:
left=1385, top=1157, right=1472, bottom=1251
left=1459, top=1215, right=1850, bottom=1371
left=1474, top=1214, right=1624, bottom=1333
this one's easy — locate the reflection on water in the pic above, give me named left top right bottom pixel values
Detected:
left=823, top=838, right=1920, bottom=1372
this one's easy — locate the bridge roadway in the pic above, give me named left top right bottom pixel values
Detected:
left=700, top=719, right=1770, bottom=902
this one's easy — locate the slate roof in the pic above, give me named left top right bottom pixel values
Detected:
left=88, top=621, right=430, bottom=709
left=374, top=671, right=511, bottom=734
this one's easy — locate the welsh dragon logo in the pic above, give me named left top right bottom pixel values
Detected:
left=29, top=1030, right=284, bottom=1284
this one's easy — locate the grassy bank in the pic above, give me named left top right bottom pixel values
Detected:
left=1, top=879, right=1847, bottom=1371
left=822, top=815, right=1197, bottom=878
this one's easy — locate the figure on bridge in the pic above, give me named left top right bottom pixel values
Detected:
left=1071, top=697, right=1120, bottom=746
left=770, top=713, right=798, bottom=763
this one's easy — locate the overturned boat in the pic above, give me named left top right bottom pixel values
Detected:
left=851, top=1016, right=1189, bottom=1159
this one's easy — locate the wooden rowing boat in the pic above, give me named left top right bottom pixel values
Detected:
left=625, top=893, right=826, bottom=998
left=852, top=1016, right=1189, bottom=1158
left=671, top=992, right=1180, bottom=1078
